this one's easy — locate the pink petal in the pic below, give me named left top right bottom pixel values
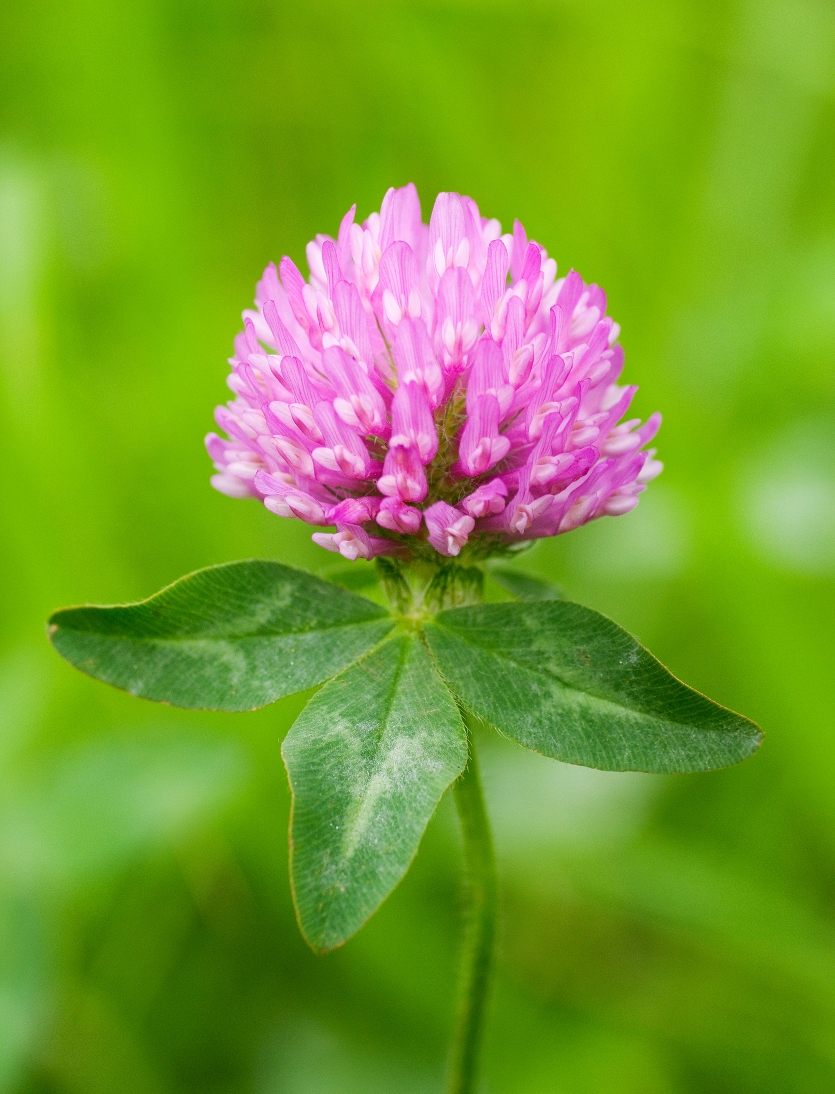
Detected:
left=312, top=401, right=373, bottom=479
left=262, top=300, right=303, bottom=359
left=321, top=239, right=343, bottom=298
left=328, top=496, right=381, bottom=524
left=389, top=381, right=438, bottom=464
left=336, top=204, right=356, bottom=272
left=428, top=192, right=468, bottom=285
left=322, top=346, right=389, bottom=437
left=378, top=444, right=428, bottom=502
left=377, top=497, right=423, bottom=534
left=379, top=183, right=423, bottom=252
left=457, top=394, right=511, bottom=477
left=460, top=478, right=508, bottom=518
left=279, top=257, right=311, bottom=333
left=481, top=238, right=509, bottom=326
left=254, top=470, right=330, bottom=524
left=424, top=501, right=475, bottom=557
left=392, top=317, right=444, bottom=407
left=510, top=220, right=528, bottom=282
left=332, top=280, right=374, bottom=366
left=435, top=267, right=478, bottom=372
left=375, top=241, right=421, bottom=330
left=211, top=472, right=256, bottom=499
left=277, top=356, right=319, bottom=408
left=311, top=524, right=398, bottom=561
left=466, top=337, right=513, bottom=417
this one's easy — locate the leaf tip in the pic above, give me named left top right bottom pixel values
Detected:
left=307, top=933, right=344, bottom=956
left=749, top=723, right=765, bottom=754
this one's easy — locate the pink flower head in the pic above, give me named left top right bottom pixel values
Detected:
left=207, top=185, right=662, bottom=562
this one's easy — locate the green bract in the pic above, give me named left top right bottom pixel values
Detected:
left=48, top=559, right=762, bottom=949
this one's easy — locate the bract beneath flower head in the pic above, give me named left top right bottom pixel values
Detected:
left=207, top=185, right=662, bottom=562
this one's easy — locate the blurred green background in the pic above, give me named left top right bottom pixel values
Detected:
left=1, top=0, right=835, bottom=1090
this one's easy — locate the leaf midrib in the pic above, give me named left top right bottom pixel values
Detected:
left=430, top=617, right=737, bottom=737
left=301, top=630, right=410, bottom=945
left=310, top=631, right=465, bottom=948
left=54, top=615, right=395, bottom=645
left=337, top=633, right=411, bottom=862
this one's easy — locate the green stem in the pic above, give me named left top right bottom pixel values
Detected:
left=447, top=729, right=498, bottom=1094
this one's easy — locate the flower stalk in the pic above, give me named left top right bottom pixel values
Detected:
left=376, top=556, right=498, bottom=1092
left=448, top=728, right=498, bottom=1094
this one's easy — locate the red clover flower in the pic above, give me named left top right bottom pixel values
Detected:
left=207, top=186, right=662, bottom=561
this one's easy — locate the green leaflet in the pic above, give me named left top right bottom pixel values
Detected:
left=48, top=560, right=394, bottom=711
left=284, top=632, right=467, bottom=952
left=424, top=600, right=762, bottom=773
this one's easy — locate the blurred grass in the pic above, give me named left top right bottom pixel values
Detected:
left=1, top=0, right=834, bottom=1090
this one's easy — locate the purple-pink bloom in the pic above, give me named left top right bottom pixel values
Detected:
left=425, top=501, right=476, bottom=558
left=207, top=186, right=662, bottom=562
